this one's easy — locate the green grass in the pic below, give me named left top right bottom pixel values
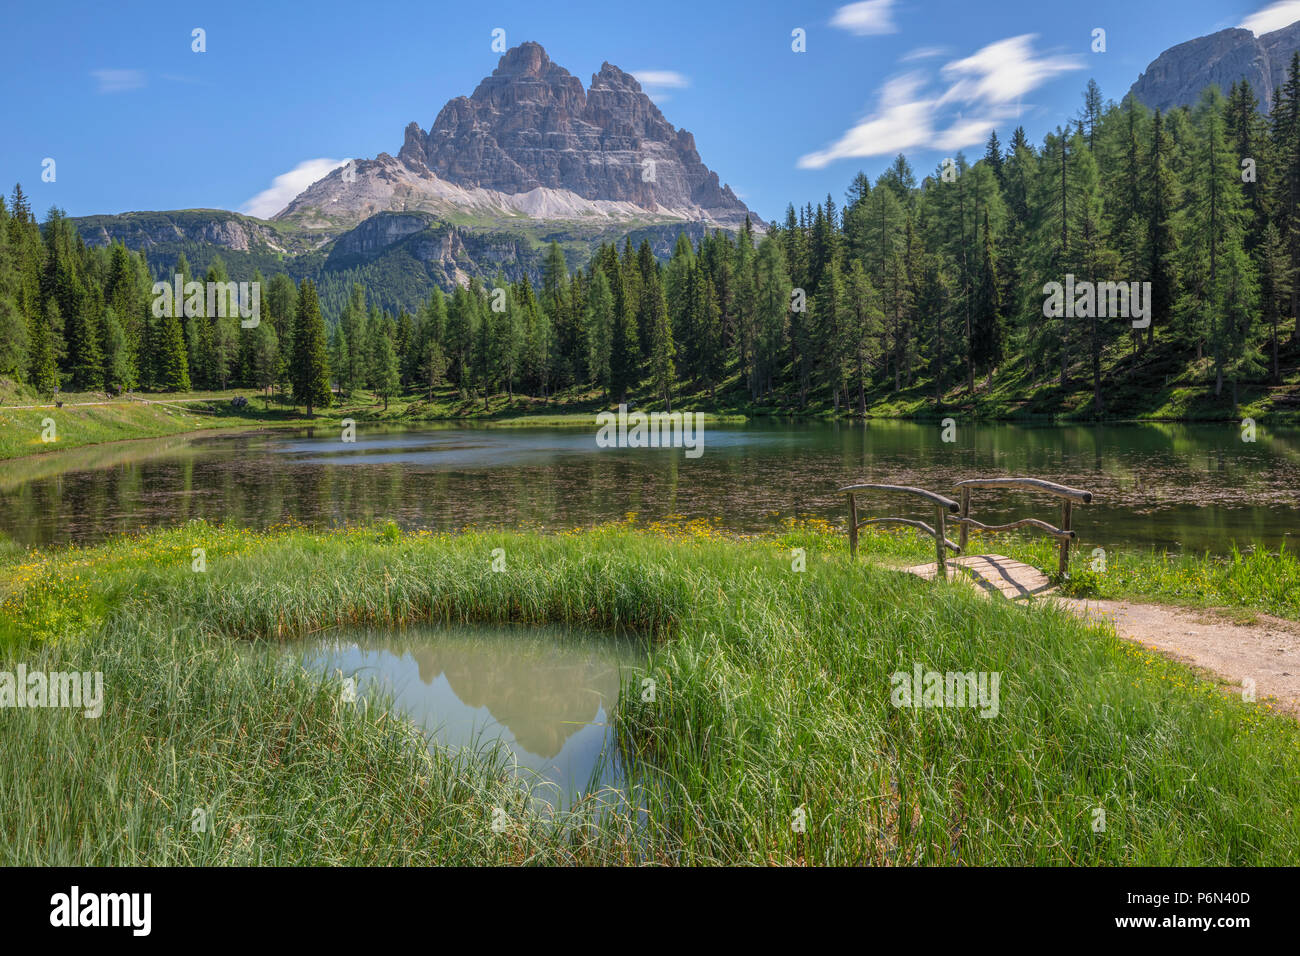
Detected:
left=1, top=520, right=1297, bottom=865
left=840, top=522, right=1300, bottom=621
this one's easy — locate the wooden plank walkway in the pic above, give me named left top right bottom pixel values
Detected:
left=903, top=554, right=1056, bottom=599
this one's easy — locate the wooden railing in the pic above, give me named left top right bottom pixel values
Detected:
left=842, top=477, right=1094, bottom=581
left=952, top=477, right=1093, bottom=576
left=840, top=483, right=961, bottom=580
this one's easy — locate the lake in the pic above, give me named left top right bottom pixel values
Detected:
left=2, top=420, right=1298, bottom=554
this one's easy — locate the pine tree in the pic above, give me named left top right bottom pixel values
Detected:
left=753, top=236, right=791, bottom=398
left=100, top=307, right=133, bottom=391
left=154, top=297, right=191, bottom=392
left=643, top=258, right=675, bottom=409
left=1178, top=88, right=1258, bottom=395
left=693, top=265, right=723, bottom=401
left=291, top=279, right=331, bottom=415
left=1081, top=79, right=1104, bottom=150
left=1273, top=53, right=1300, bottom=344
left=250, top=319, right=279, bottom=404
left=584, top=267, right=614, bottom=399
left=971, top=210, right=1003, bottom=389
left=27, top=304, right=57, bottom=393
left=844, top=259, right=881, bottom=415
left=984, top=130, right=1004, bottom=186
left=1259, top=221, right=1293, bottom=381
left=541, top=241, right=576, bottom=386
left=609, top=251, right=640, bottom=402
left=205, top=259, right=239, bottom=390
left=370, top=320, right=400, bottom=410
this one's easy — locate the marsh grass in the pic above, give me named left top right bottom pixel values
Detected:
left=1, top=521, right=1297, bottom=864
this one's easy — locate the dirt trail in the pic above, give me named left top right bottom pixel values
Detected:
left=1055, top=598, right=1300, bottom=714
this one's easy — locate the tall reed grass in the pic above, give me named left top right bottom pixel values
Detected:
left=1, top=521, right=1296, bottom=864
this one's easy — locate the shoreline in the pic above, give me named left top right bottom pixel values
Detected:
left=1, top=397, right=1292, bottom=464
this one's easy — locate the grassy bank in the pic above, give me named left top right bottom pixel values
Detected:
left=0, top=381, right=749, bottom=462
left=1, top=520, right=1297, bottom=865
left=0, top=391, right=296, bottom=461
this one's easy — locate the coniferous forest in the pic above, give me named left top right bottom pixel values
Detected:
left=2, top=65, right=1299, bottom=418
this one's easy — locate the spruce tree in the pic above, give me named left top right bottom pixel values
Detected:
left=291, top=279, right=331, bottom=415
left=370, top=320, right=400, bottom=410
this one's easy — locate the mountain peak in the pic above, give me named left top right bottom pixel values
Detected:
left=494, top=40, right=553, bottom=77
left=591, top=61, right=641, bottom=92
left=1129, top=20, right=1300, bottom=112
left=277, top=42, right=757, bottom=231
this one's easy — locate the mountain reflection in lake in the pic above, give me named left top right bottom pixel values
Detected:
left=301, top=625, right=644, bottom=809
left=3, top=420, right=1299, bottom=553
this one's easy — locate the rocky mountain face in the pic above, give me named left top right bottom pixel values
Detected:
left=72, top=41, right=761, bottom=314
left=277, top=41, right=758, bottom=231
left=74, top=210, right=319, bottom=257
left=1129, top=20, right=1300, bottom=112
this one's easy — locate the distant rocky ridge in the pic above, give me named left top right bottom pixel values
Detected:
left=1129, top=20, right=1300, bottom=112
left=276, top=41, right=758, bottom=232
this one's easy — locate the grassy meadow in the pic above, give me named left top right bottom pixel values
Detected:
left=1, top=518, right=1297, bottom=865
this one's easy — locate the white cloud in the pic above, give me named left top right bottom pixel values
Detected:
left=901, top=46, right=948, bottom=61
left=91, top=69, right=145, bottom=93
left=1239, top=1, right=1300, bottom=34
left=830, top=0, right=899, bottom=36
left=933, top=111, right=1013, bottom=150
left=798, top=74, right=935, bottom=169
left=938, top=35, right=1081, bottom=108
left=798, top=34, right=1081, bottom=168
left=632, top=70, right=689, bottom=89
left=240, top=158, right=348, bottom=219
left=633, top=70, right=688, bottom=105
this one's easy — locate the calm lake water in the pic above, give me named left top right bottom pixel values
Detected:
left=3, top=420, right=1299, bottom=554
left=301, top=625, right=643, bottom=809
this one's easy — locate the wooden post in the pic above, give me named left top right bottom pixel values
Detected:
left=848, top=492, right=859, bottom=559
left=958, top=487, right=970, bottom=553
left=934, top=504, right=947, bottom=582
left=1058, top=500, right=1073, bottom=576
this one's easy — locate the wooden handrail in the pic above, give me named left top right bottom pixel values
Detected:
left=860, top=518, right=961, bottom=551
left=839, top=483, right=960, bottom=512
left=842, top=483, right=959, bottom=580
left=953, top=477, right=1093, bottom=504
left=953, top=516, right=1075, bottom=541
left=954, top=478, right=1094, bottom=576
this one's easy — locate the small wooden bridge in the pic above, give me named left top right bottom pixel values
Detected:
left=840, top=477, right=1094, bottom=599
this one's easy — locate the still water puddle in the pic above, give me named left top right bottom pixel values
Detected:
left=301, top=625, right=644, bottom=810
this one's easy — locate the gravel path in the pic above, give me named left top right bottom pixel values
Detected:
left=1056, top=597, right=1300, bottom=714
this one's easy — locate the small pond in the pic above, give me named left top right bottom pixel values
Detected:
left=300, top=625, right=645, bottom=810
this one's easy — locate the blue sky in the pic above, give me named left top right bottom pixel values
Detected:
left=4, top=0, right=1298, bottom=223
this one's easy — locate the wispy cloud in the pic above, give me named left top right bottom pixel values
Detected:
left=1239, top=1, right=1300, bottom=34
left=901, top=46, right=947, bottom=61
left=797, top=74, right=936, bottom=169
left=830, top=0, right=899, bottom=36
left=633, top=70, right=689, bottom=104
left=937, top=35, right=1080, bottom=107
left=240, top=158, right=347, bottom=219
left=91, top=69, right=145, bottom=93
left=632, top=70, right=689, bottom=89
left=797, top=34, right=1081, bottom=169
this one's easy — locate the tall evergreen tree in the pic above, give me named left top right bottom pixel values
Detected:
left=290, top=279, right=331, bottom=415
